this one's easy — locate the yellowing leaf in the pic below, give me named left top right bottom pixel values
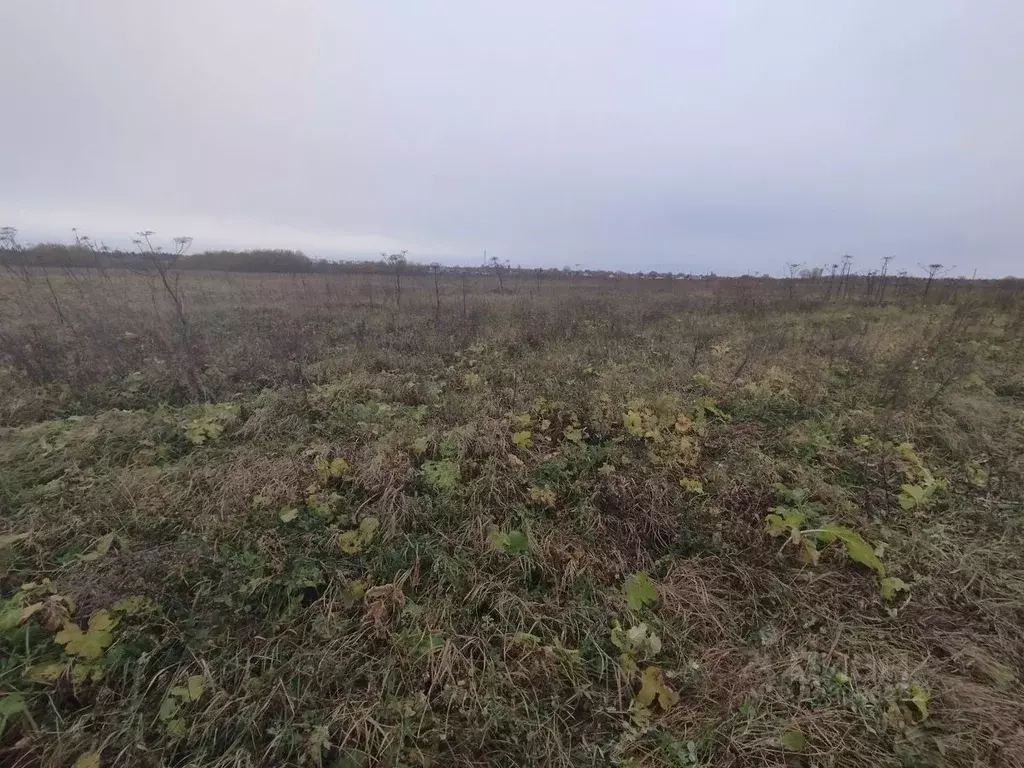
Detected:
left=898, top=484, right=926, bottom=511
left=26, top=662, right=67, bottom=682
left=188, top=676, right=206, bottom=701
left=18, top=601, right=45, bottom=623
left=78, top=533, right=114, bottom=562
left=358, top=516, right=379, bottom=540
left=88, top=610, right=115, bottom=633
left=795, top=537, right=818, bottom=565
left=765, top=509, right=807, bottom=536
left=628, top=702, right=652, bottom=727
left=339, top=579, right=366, bottom=608
left=338, top=530, right=363, bottom=555
left=70, top=662, right=104, bottom=686
left=563, top=426, right=584, bottom=443
left=678, top=477, right=704, bottom=494
left=111, top=596, right=157, bottom=616
left=512, top=430, right=533, bottom=449
left=487, top=528, right=509, bottom=551
left=623, top=572, right=659, bottom=611
left=512, top=632, right=541, bottom=646
left=901, top=483, right=926, bottom=500
left=55, top=611, right=116, bottom=660
left=338, top=516, right=380, bottom=554
left=880, top=577, right=910, bottom=600
left=623, top=411, right=644, bottom=436
left=906, top=685, right=930, bottom=720
left=73, top=751, right=101, bottom=768
left=611, top=621, right=662, bottom=661
left=328, top=458, right=350, bottom=477
left=528, top=486, right=557, bottom=507
left=170, top=675, right=206, bottom=703
left=347, top=580, right=366, bottom=598
left=814, top=525, right=885, bottom=576
left=486, top=528, right=531, bottom=555
left=53, top=622, right=80, bottom=647
left=635, top=665, right=679, bottom=711
left=279, top=508, right=299, bottom=523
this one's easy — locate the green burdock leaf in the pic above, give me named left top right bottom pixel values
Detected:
left=0, top=693, right=27, bottom=718
left=166, top=718, right=186, bottom=736
left=158, top=697, right=180, bottom=721
left=623, top=572, right=659, bottom=611
left=0, top=607, right=21, bottom=632
left=781, top=730, right=806, bottom=752
left=505, top=530, right=531, bottom=555
left=814, top=525, right=885, bottom=576
left=170, top=675, right=206, bottom=703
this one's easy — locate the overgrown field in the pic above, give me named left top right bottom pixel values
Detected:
left=1, top=269, right=1023, bottom=767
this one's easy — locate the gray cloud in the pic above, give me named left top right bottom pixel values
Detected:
left=2, top=1, right=1022, bottom=275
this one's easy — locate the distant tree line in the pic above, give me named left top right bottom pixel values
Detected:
left=2, top=227, right=1021, bottom=286
left=0, top=228, right=705, bottom=279
left=0, top=238, right=326, bottom=274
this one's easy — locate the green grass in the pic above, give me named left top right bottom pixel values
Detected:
left=1, top=270, right=1023, bottom=767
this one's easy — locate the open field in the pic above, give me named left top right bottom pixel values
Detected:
left=1, top=266, right=1023, bottom=767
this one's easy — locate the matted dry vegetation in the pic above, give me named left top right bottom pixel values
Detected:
left=1, top=265, right=1023, bottom=767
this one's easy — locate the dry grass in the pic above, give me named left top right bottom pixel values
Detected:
left=1, top=266, right=1022, bottom=767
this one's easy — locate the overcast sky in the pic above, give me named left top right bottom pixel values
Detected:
left=1, top=1, right=1022, bottom=275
